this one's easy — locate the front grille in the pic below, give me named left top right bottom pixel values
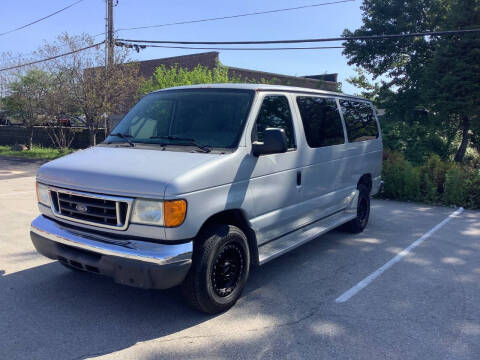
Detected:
left=49, top=188, right=131, bottom=230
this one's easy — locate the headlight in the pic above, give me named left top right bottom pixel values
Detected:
left=36, top=182, right=50, bottom=206
left=130, top=199, right=187, bottom=227
left=131, top=199, right=164, bottom=226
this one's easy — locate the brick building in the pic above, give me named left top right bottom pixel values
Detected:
left=131, top=51, right=339, bottom=92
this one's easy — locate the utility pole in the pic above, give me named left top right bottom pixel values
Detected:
left=105, top=0, right=114, bottom=68
left=104, top=0, right=115, bottom=135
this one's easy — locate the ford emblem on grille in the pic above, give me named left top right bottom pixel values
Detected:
left=76, top=204, right=88, bottom=212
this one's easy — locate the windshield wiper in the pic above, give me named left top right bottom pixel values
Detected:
left=150, top=135, right=210, bottom=153
left=108, top=133, right=135, bottom=147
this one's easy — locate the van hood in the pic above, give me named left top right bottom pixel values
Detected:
left=36, top=146, right=222, bottom=198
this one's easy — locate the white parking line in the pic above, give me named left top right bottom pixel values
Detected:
left=335, top=207, right=464, bottom=303
left=0, top=190, right=35, bottom=197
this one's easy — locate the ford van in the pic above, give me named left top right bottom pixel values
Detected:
left=31, top=84, right=382, bottom=313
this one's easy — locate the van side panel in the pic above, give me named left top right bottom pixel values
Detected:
left=246, top=93, right=304, bottom=245
left=343, top=139, right=383, bottom=192
left=288, top=96, right=355, bottom=230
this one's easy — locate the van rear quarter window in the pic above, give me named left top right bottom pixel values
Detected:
left=339, top=100, right=379, bottom=142
left=296, top=96, right=345, bottom=148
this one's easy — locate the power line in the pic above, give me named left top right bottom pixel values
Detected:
left=0, top=0, right=86, bottom=37
left=142, top=45, right=345, bottom=51
left=4, top=36, right=99, bottom=62
left=0, top=41, right=104, bottom=72
left=5, top=28, right=478, bottom=72
left=115, top=41, right=344, bottom=51
left=117, top=28, right=480, bottom=45
left=114, top=0, right=354, bottom=33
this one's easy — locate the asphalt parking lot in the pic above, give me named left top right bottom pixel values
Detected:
left=1, top=156, right=480, bottom=360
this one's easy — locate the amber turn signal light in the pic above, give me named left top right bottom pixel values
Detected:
left=163, top=200, right=187, bottom=227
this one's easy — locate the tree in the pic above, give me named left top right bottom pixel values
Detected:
left=342, top=0, right=480, bottom=162
left=39, top=33, right=143, bottom=145
left=140, top=63, right=240, bottom=94
left=139, top=62, right=280, bottom=95
left=422, top=0, right=480, bottom=162
left=3, top=70, right=51, bottom=149
left=42, top=70, right=80, bottom=149
left=346, top=67, right=391, bottom=103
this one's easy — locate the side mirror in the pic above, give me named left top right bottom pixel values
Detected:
left=252, top=128, right=288, bottom=156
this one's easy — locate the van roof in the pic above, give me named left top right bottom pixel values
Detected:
left=151, top=83, right=369, bottom=102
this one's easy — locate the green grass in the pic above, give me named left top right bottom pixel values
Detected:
left=0, top=145, right=73, bottom=160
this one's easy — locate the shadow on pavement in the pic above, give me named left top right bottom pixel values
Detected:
left=1, top=202, right=479, bottom=359
left=1, top=262, right=215, bottom=359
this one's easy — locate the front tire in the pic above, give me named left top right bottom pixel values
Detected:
left=345, top=184, right=370, bottom=233
left=181, top=224, right=250, bottom=314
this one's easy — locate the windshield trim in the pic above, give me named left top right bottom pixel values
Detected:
left=98, top=142, right=235, bottom=154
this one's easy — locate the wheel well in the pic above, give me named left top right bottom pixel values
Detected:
left=198, top=209, right=259, bottom=267
left=358, top=174, right=372, bottom=193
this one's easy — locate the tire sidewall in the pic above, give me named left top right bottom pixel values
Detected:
left=356, top=186, right=370, bottom=230
left=197, top=225, right=250, bottom=311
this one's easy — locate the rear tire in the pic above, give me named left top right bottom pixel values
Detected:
left=181, top=224, right=250, bottom=314
left=345, top=184, right=370, bottom=233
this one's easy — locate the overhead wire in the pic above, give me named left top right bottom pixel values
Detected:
left=113, top=0, right=354, bottom=33
left=115, top=41, right=344, bottom=51
left=4, top=36, right=100, bottom=62
left=117, top=28, right=480, bottom=46
left=4, top=28, right=479, bottom=72
left=0, top=41, right=104, bottom=72
left=0, top=0, right=86, bottom=37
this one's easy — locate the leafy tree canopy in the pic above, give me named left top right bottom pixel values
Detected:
left=140, top=63, right=239, bottom=94
left=140, top=63, right=280, bottom=94
left=343, top=0, right=480, bottom=162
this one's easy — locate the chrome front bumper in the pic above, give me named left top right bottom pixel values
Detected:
left=30, top=215, right=193, bottom=289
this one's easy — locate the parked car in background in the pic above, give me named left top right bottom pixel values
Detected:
left=55, top=114, right=87, bottom=127
left=0, top=110, right=11, bottom=125
left=57, top=115, right=71, bottom=127
left=30, top=84, right=382, bottom=313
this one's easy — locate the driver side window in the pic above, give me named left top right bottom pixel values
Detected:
left=252, top=95, right=296, bottom=149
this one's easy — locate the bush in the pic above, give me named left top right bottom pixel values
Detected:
left=419, top=154, right=449, bottom=202
left=443, top=165, right=469, bottom=206
left=381, top=150, right=480, bottom=209
left=468, top=175, right=480, bottom=209
left=382, top=150, right=420, bottom=201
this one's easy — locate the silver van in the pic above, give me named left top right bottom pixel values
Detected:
left=31, top=84, right=382, bottom=313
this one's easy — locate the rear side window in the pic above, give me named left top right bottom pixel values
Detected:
left=296, top=96, right=345, bottom=148
left=253, top=95, right=295, bottom=149
left=339, top=100, right=379, bottom=142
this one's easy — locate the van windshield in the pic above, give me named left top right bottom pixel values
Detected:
left=106, top=89, right=255, bottom=149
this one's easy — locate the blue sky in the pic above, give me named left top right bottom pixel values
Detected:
left=1, top=0, right=364, bottom=93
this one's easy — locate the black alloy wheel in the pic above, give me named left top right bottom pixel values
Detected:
left=211, top=242, right=245, bottom=297
left=181, top=224, right=250, bottom=314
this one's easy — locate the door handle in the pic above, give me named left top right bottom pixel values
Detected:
left=296, top=171, right=302, bottom=186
